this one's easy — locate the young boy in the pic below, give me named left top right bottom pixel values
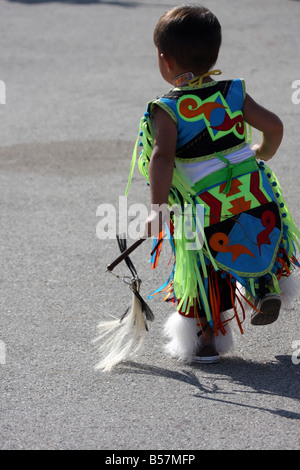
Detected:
left=137, top=5, right=299, bottom=363
left=96, top=5, right=299, bottom=371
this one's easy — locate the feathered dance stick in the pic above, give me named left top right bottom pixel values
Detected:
left=94, top=235, right=154, bottom=372
left=106, top=237, right=145, bottom=273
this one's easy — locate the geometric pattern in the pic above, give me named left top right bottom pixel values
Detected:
left=197, top=170, right=274, bottom=226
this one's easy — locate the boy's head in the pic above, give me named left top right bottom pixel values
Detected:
left=153, top=5, right=222, bottom=75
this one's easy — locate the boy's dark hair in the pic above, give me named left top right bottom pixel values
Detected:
left=153, top=5, right=222, bottom=74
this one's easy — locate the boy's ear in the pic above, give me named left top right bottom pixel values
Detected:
left=160, top=53, right=174, bottom=72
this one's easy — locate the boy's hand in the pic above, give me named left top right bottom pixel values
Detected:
left=144, top=207, right=169, bottom=238
left=251, top=143, right=275, bottom=161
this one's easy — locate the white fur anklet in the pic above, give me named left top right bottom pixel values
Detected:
left=164, top=310, right=235, bottom=363
left=279, top=274, right=298, bottom=310
left=164, top=312, right=201, bottom=363
left=213, top=311, right=235, bottom=355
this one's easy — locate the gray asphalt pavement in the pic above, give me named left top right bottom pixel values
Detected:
left=0, top=0, right=300, bottom=451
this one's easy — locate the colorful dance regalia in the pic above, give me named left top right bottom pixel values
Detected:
left=126, top=77, right=300, bottom=338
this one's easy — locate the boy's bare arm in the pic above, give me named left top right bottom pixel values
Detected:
left=149, top=106, right=177, bottom=204
left=144, top=106, right=177, bottom=237
left=243, top=93, right=283, bottom=161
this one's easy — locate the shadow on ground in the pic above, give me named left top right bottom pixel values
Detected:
left=116, top=355, right=300, bottom=420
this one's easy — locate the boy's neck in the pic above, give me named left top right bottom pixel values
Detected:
left=171, top=72, right=194, bottom=87
left=172, top=71, right=214, bottom=88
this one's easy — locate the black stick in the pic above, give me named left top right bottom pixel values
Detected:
left=106, top=237, right=146, bottom=272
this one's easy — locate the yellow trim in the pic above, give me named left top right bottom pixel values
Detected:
left=188, top=69, right=222, bottom=88
left=174, top=80, right=218, bottom=91
left=149, top=100, right=178, bottom=125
